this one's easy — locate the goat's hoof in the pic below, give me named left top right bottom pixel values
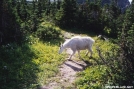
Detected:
left=79, top=57, right=82, bottom=59
left=68, top=59, right=72, bottom=61
left=67, top=58, right=72, bottom=61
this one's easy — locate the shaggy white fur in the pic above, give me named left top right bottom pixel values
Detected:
left=59, top=36, right=95, bottom=59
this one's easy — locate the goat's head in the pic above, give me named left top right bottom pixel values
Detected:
left=59, top=43, right=64, bottom=54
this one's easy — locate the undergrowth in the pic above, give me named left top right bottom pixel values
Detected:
left=0, top=35, right=65, bottom=89
left=75, top=65, right=108, bottom=89
left=74, top=37, right=119, bottom=89
left=35, top=21, right=63, bottom=41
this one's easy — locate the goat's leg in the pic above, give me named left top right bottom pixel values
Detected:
left=86, top=47, right=93, bottom=58
left=85, top=50, right=89, bottom=56
left=89, top=48, right=93, bottom=57
left=68, top=50, right=76, bottom=60
left=77, top=50, right=82, bottom=59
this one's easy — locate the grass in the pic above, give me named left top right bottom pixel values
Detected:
left=0, top=36, right=66, bottom=89
left=75, top=65, right=108, bottom=89
left=31, top=42, right=66, bottom=86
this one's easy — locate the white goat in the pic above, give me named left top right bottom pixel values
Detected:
left=59, top=36, right=95, bottom=59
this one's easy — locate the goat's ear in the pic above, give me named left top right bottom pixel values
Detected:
left=98, top=35, right=102, bottom=38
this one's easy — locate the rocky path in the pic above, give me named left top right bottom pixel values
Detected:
left=40, top=47, right=89, bottom=89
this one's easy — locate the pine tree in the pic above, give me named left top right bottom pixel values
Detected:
left=55, top=0, right=78, bottom=27
left=0, top=0, right=22, bottom=44
left=78, top=0, right=102, bottom=31
left=101, top=0, right=121, bottom=37
left=117, top=0, right=134, bottom=85
left=0, top=0, right=3, bottom=44
left=57, top=0, right=62, bottom=9
left=19, top=0, right=29, bottom=21
left=125, top=0, right=134, bottom=29
left=37, top=0, right=43, bottom=17
left=29, top=0, right=38, bottom=32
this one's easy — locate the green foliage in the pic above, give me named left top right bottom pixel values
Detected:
left=75, top=36, right=120, bottom=89
left=55, top=0, right=78, bottom=27
left=76, top=65, right=108, bottom=89
left=116, top=25, right=134, bottom=85
left=0, top=37, right=65, bottom=89
left=54, top=0, right=121, bottom=36
left=127, top=24, right=134, bottom=44
left=0, top=0, right=23, bottom=44
left=18, top=0, right=29, bottom=21
left=114, top=1, right=134, bottom=85
left=103, top=26, right=112, bottom=36
left=31, top=42, right=65, bottom=85
left=0, top=43, right=38, bottom=89
left=125, top=1, right=134, bottom=26
left=101, top=3, right=121, bottom=37
left=35, top=22, right=62, bottom=41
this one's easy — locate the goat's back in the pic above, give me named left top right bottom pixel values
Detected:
left=68, top=36, right=95, bottom=50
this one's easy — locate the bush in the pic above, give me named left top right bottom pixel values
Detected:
left=75, top=65, right=108, bottom=89
left=36, top=26, right=62, bottom=41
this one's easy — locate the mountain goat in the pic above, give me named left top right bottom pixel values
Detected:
left=59, top=36, right=95, bottom=59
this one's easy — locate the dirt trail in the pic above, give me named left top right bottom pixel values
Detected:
left=40, top=46, right=89, bottom=89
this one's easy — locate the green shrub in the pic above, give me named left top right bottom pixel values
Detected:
left=75, top=65, right=108, bottom=89
left=36, top=26, right=62, bottom=41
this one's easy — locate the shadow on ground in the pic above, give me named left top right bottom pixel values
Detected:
left=65, top=59, right=92, bottom=71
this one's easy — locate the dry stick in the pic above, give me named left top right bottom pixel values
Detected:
left=95, top=36, right=117, bottom=69
left=96, top=46, right=117, bottom=78
left=96, top=46, right=108, bottom=64
left=96, top=46, right=118, bottom=69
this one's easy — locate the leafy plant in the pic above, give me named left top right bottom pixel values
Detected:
left=36, top=22, right=62, bottom=41
left=76, top=65, right=108, bottom=89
